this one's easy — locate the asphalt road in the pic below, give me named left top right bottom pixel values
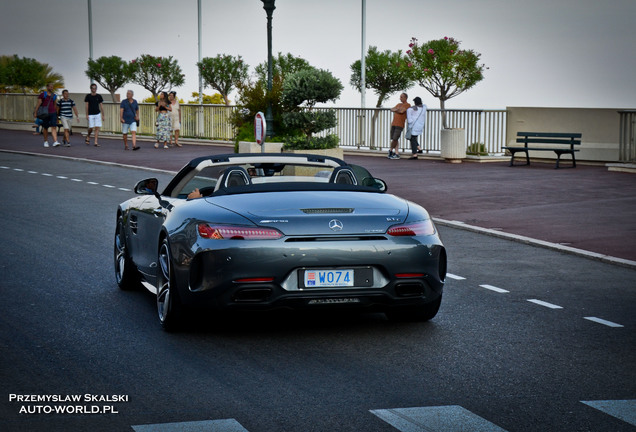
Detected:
left=0, top=153, right=635, bottom=432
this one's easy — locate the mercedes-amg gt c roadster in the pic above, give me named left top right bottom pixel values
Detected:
left=114, top=153, right=446, bottom=330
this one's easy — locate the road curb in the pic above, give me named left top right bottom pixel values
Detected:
left=433, top=218, right=636, bottom=270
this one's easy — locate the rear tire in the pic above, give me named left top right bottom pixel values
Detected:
left=386, top=295, right=442, bottom=322
left=114, top=217, right=139, bottom=290
left=156, top=238, right=183, bottom=331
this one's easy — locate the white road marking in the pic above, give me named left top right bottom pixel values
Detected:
left=584, top=317, right=624, bottom=328
left=0, top=166, right=9, bottom=169
left=132, top=419, right=249, bottom=432
left=28, top=170, right=38, bottom=174
left=581, top=400, right=636, bottom=426
left=87, top=181, right=99, bottom=185
left=371, top=406, right=508, bottom=432
left=118, top=187, right=131, bottom=192
left=527, top=299, right=563, bottom=309
left=41, top=173, right=53, bottom=176
left=480, top=284, right=509, bottom=293
left=103, top=184, right=116, bottom=188
left=56, top=175, right=68, bottom=179
left=71, top=178, right=82, bottom=182
left=13, top=168, right=24, bottom=171
left=446, top=273, right=466, bottom=280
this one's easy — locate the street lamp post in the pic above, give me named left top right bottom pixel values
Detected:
left=261, top=0, right=276, bottom=138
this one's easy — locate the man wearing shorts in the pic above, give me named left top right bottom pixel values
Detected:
left=85, top=83, right=104, bottom=147
left=120, top=90, right=140, bottom=151
left=33, top=83, right=60, bottom=148
left=388, top=93, right=410, bottom=159
left=57, top=90, right=79, bottom=146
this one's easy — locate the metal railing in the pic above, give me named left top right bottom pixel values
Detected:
left=618, top=110, right=636, bottom=162
left=317, top=108, right=508, bottom=154
left=1, top=93, right=507, bottom=154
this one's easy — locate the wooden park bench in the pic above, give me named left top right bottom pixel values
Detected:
left=503, top=132, right=582, bottom=168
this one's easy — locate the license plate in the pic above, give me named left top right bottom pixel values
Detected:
left=304, top=269, right=354, bottom=288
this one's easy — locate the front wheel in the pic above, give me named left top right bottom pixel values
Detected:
left=386, top=295, right=442, bottom=322
left=156, top=238, right=182, bottom=331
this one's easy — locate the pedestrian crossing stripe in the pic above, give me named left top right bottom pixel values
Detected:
left=371, top=406, right=508, bottom=432
left=581, top=400, right=636, bottom=427
left=132, top=418, right=248, bottom=432
left=130, top=400, right=636, bottom=431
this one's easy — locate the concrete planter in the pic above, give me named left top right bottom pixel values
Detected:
left=281, top=148, right=344, bottom=176
left=282, top=148, right=344, bottom=159
left=440, top=128, right=466, bottom=163
left=237, top=141, right=283, bottom=153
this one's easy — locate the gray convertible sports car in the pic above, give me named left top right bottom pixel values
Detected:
left=114, top=153, right=446, bottom=330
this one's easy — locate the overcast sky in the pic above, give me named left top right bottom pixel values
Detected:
left=2, top=0, right=635, bottom=109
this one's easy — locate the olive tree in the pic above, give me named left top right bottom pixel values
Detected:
left=85, top=55, right=133, bottom=101
left=350, top=46, right=414, bottom=147
left=130, top=54, right=185, bottom=102
left=197, top=54, right=249, bottom=106
left=407, top=36, right=486, bottom=128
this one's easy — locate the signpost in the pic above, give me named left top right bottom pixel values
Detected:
left=254, top=112, right=266, bottom=153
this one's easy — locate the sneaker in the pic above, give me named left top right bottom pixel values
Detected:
left=64, top=142, right=71, bottom=147
left=389, top=154, right=401, bottom=159
left=43, top=142, right=49, bottom=148
left=53, top=141, right=61, bottom=147
left=387, top=150, right=393, bottom=158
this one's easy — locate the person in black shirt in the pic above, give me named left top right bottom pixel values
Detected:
left=84, top=83, right=104, bottom=147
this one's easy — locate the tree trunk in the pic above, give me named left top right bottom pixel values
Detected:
left=440, top=98, right=448, bottom=129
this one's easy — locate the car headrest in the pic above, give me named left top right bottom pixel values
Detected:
left=329, top=167, right=357, bottom=185
left=222, top=167, right=251, bottom=188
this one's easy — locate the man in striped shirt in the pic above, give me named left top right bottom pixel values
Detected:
left=57, top=90, right=79, bottom=146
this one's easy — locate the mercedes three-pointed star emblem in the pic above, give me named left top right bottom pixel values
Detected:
left=329, top=219, right=344, bottom=231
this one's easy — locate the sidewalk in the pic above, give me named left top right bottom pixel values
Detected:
left=1, top=128, right=635, bottom=266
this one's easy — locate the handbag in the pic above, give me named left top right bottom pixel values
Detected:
left=37, top=92, right=55, bottom=120
left=36, top=105, right=49, bottom=120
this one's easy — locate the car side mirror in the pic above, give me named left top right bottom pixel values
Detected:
left=372, top=178, right=387, bottom=192
left=361, top=177, right=387, bottom=192
left=134, top=178, right=159, bottom=195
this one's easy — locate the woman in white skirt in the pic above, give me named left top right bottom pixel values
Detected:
left=168, top=91, right=181, bottom=147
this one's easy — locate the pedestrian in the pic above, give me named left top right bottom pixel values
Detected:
left=84, top=83, right=104, bottom=147
left=154, top=91, right=172, bottom=149
left=120, top=90, right=140, bottom=151
left=168, top=91, right=182, bottom=147
left=33, top=83, right=60, bottom=148
left=406, top=96, right=427, bottom=159
left=388, top=92, right=410, bottom=159
left=57, top=89, right=79, bottom=147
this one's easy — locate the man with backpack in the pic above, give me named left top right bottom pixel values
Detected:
left=33, top=83, right=60, bottom=148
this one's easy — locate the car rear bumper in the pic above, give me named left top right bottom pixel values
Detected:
left=175, top=238, right=446, bottom=311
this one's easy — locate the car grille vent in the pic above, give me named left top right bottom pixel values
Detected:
left=286, top=236, right=386, bottom=242
left=301, top=208, right=354, bottom=214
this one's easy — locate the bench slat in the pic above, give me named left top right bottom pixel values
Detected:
left=503, top=147, right=579, bottom=152
left=516, top=138, right=581, bottom=145
left=517, top=132, right=582, bottom=138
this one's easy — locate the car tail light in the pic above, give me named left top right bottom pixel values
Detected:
left=233, top=277, right=275, bottom=283
left=197, top=224, right=283, bottom=240
left=395, top=273, right=425, bottom=278
left=387, top=220, right=435, bottom=236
